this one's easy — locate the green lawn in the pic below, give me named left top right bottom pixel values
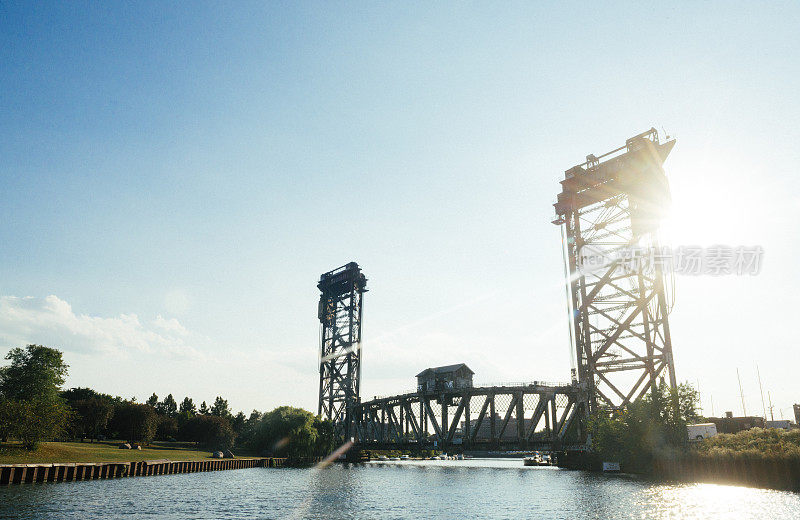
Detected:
left=0, top=441, right=237, bottom=464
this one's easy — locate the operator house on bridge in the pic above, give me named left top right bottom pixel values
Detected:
left=417, top=364, right=474, bottom=394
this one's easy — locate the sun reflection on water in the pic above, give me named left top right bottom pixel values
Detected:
left=638, top=482, right=797, bottom=520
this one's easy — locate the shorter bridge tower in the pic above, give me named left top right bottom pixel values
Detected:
left=317, top=262, right=368, bottom=440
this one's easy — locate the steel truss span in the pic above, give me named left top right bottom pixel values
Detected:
left=317, top=262, right=368, bottom=440
left=553, top=128, right=677, bottom=412
left=353, top=383, right=587, bottom=451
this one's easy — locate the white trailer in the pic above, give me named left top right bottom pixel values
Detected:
left=687, top=423, right=717, bottom=441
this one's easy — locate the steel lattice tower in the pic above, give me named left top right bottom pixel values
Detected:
left=317, top=262, right=368, bottom=440
left=553, top=128, right=677, bottom=412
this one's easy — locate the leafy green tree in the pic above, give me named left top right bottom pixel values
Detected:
left=313, top=417, right=336, bottom=456
left=0, top=345, right=72, bottom=449
left=232, top=411, right=246, bottom=434
left=111, top=402, right=158, bottom=444
left=146, top=393, right=159, bottom=409
left=179, top=397, right=196, bottom=415
left=71, top=397, right=114, bottom=442
left=199, top=401, right=209, bottom=415
left=156, top=415, right=179, bottom=440
left=247, top=406, right=319, bottom=458
left=235, top=410, right=261, bottom=449
left=12, top=398, right=73, bottom=449
left=588, top=380, right=700, bottom=472
left=181, top=415, right=235, bottom=450
left=0, top=345, right=68, bottom=401
left=210, top=396, right=231, bottom=418
left=61, top=387, right=101, bottom=402
left=0, top=399, right=16, bottom=442
left=61, top=387, right=120, bottom=441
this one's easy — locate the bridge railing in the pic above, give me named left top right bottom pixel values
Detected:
left=367, top=390, right=417, bottom=401
left=364, top=381, right=575, bottom=403
left=475, top=381, right=573, bottom=389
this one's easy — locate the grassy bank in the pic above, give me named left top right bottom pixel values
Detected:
left=652, top=428, right=800, bottom=491
left=0, top=441, right=227, bottom=464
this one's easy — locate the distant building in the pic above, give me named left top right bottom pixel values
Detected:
left=766, top=420, right=792, bottom=430
left=707, top=412, right=765, bottom=434
left=417, top=364, right=474, bottom=394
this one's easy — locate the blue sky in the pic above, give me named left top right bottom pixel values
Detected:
left=1, top=2, right=799, bottom=418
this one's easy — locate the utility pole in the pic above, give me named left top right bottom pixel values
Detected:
left=756, top=364, right=767, bottom=421
left=768, top=391, right=774, bottom=421
left=737, top=368, right=747, bottom=416
left=696, top=378, right=703, bottom=415
left=710, top=394, right=715, bottom=417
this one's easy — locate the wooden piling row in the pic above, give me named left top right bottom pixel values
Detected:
left=0, top=457, right=280, bottom=485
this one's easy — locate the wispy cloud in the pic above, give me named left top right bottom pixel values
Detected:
left=0, top=295, right=204, bottom=360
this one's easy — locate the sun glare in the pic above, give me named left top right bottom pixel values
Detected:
left=661, top=159, right=759, bottom=249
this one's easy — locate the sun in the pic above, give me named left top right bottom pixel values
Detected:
left=659, top=155, right=760, bottom=249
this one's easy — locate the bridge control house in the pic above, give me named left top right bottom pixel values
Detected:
left=416, top=363, right=474, bottom=394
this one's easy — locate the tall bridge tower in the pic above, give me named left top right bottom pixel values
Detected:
left=553, top=128, right=677, bottom=412
left=317, top=262, right=368, bottom=440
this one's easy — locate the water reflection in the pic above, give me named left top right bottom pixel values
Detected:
left=0, top=459, right=798, bottom=519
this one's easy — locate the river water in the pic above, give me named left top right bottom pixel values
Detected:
left=1, top=458, right=798, bottom=519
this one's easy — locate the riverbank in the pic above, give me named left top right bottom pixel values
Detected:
left=558, top=445, right=800, bottom=492
left=653, top=452, right=800, bottom=492
left=0, top=441, right=238, bottom=464
left=0, top=457, right=277, bottom=485
left=652, top=429, right=800, bottom=491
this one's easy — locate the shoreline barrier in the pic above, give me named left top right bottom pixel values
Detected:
left=0, top=457, right=293, bottom=485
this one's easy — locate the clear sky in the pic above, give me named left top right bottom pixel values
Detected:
left=1, top=2, right=798, bottom=419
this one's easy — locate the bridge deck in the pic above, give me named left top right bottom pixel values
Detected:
left=353, top=383, right=588, bottom=451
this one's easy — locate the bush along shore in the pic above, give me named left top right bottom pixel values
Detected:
left=587, top=382, right=800, bottom=491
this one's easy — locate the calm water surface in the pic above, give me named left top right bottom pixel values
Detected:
left=1, top=458, right=798, bottom=519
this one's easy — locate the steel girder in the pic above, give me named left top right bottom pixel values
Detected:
left=554, top=129, right=677, bottom=413
left=352, top=383, right=587, bottom=451
left=317, top=263, right=368, bottom=440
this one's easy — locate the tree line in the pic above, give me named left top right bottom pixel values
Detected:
left=0, top=344, right=335, bottom=457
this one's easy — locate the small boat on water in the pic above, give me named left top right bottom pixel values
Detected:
left=523, top=456, right=540, bottom=466
left=523, top=453, right=551, bottom=466
left=378, top=455, right=388, bottom=461
left=400, top=455, right=410, bottom=460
